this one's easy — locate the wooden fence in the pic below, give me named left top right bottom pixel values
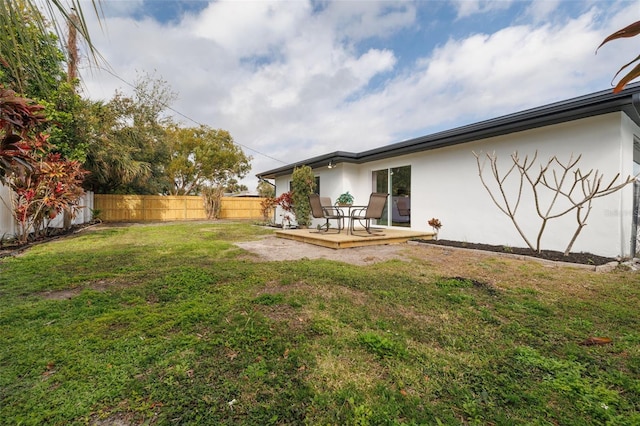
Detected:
left=94, top=194, right=268, bottom=222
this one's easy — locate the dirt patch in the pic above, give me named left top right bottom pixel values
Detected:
left=38, top=279, right=122, bottom=300
left=235, top=236, right=407, bottom=265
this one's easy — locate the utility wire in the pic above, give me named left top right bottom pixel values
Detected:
left=89, top=66, right=288, bottom=165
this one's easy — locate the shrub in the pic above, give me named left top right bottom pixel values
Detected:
left=291, top=165, right=315, bottom=227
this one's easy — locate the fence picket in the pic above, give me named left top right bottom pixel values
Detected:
left=94, top=194, right=268, bottom=222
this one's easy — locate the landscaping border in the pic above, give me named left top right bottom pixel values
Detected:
left=407, top=240, right=623, bottom=272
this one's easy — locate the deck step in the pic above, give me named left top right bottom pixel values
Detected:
left=275, top=228, right=434, bottom=249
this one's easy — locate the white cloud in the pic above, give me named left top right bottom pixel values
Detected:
left=192, top=1, right=311, bottom=57
left=451, top=0, right=514, bottom=19
left=314, top=4, right=637, bottom=144
left=525, top=0, right=561, bottom=22
left=322, top=1, right=417, bottom=41
left=76, top=0, right=640, bottom=189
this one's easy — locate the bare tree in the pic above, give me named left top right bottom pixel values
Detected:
left=474, top=151, right=636, bottom=255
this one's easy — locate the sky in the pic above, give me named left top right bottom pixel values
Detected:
left=73, top=0, right=640, bottom=190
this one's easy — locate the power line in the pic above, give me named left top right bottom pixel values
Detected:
left=88, top=66, right=288, bottom=165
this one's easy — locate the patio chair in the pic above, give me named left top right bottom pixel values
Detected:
left=396, top=197, right=410, bottom=220
left=309, top=194, right=344, bottom=233
left=349, top=192, right=388, bottom=236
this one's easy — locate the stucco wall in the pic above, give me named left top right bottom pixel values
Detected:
left=274, top=164, right=359, bottom=226
left=405, top=112, right=635, bottom=258
left=275, top=112, right=640, bottom=258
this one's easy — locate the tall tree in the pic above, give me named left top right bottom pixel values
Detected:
left=0, top=0, right=103, bottom=98
left=166, top=125, right=252, bottom=195
left=83, top=73, right=176, bottom=194
left=66, top=11, right=79, bottom=84
left=257, top=179, right=275, bottom=198
left=224, top=178, right=248, bottom=194
left=0, top=2, right=91, bottom=165
left=0, top=1, right=66, bottom=99
left=81, top=100, right=151, bottom=193
left=40, top=83, right=91, bottom=162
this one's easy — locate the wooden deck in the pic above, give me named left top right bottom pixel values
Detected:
left=275, top=227, right=435, bottom=249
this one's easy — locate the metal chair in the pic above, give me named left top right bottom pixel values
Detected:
left=397, top=197, right=410, bottom=217
left=309, top=194, right=344, bottom=233
left=349, top=192, right=388, bottom=236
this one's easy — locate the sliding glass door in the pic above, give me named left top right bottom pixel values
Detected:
left=372, top=165, right=411, bottom=227
left=372, top=169, right=389, bottom=226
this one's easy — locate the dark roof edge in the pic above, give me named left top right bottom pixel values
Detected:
left=257, top=83, right=640, bottom=179
left=256, top=151, right=358, bottom=179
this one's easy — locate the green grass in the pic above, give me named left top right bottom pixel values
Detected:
left=1, top=222, right=639, bottom=425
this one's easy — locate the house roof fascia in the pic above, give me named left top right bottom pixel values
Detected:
left=257, top=151, right=358, bottom=179
left=256, top=84, right=640, bottom=180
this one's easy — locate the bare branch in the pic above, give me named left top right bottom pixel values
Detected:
left=473, top=150, right=635, bottom=256
left=474, top=150, right=536, bottom=250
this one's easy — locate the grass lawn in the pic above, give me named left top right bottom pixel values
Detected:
left=1, top=222, right=639, bottom=425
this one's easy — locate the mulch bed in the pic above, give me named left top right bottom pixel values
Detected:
left=412, top=239, right=617, bottom=266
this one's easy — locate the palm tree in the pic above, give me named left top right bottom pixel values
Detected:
left=1, top=0, right=103, bottom=184
left=0, top=0, right=103, bottom=96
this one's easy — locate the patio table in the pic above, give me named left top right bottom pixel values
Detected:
left=343, top=205, right=368, bottom=235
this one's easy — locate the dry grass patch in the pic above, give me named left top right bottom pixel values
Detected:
left=310, top=349, right=386, bottom=393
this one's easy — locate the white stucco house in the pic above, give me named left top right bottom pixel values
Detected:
left=257, top=84, right=640, bottom=259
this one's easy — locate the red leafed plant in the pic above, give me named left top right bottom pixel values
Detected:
left=1, top=85, right=88, bottom=243
left=260, top=191, right=295, bottom=226
left=274, top=191, right=294, bottom=214
left=8, top=141, right=88, bottom=243
left=276, top=191, right=295, bottom=227
left=428, top=217, right=442, bottom=230
left=0, top=87, right=47, bottom=182
left=428, top=218, right=442, bottom=239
